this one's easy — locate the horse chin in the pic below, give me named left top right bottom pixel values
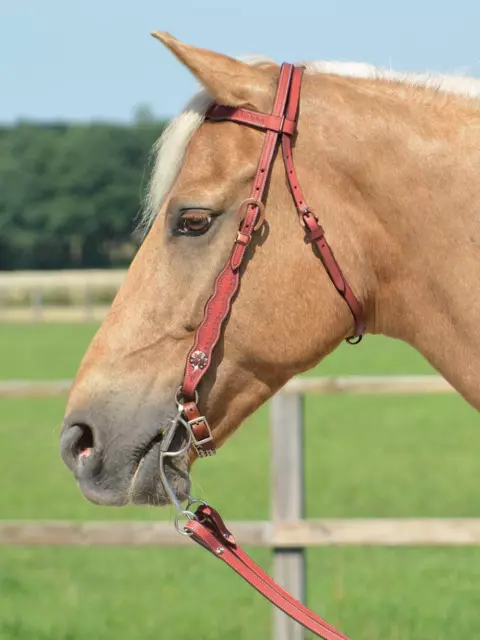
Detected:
left=73, top=441, right=191, bottom=508
left=129, top=442, right=191, bottom=507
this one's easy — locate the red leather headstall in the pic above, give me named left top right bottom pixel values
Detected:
left=180, top=63, right=365, bottom=458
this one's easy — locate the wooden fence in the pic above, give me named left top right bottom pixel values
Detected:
left=0, top=269, right=125, bottom=323
left=1, top=375, right=476, bottom=640
left=0, top=298, right=110, bottom=323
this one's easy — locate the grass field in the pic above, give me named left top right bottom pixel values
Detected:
left=0, top=324, right=479, bottom=639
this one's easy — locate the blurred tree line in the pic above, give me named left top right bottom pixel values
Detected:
left=0, top=114, right=166, bottom=270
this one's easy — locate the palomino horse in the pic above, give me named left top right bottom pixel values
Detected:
left=61, top=33, right=480, bottom=511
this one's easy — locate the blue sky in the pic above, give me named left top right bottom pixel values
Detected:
left=2, top=1, right=480, bottom=123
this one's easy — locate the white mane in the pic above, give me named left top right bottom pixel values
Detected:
left=142, top=59, right=480, bottom=230
left=142, top=89, right=212, bottom=232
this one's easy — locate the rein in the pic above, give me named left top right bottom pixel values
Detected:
left=159, top=63, right=364, bottom=639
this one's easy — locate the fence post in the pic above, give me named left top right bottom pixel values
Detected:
left=31, top=287, right=43, bottom=323
left=84, top=285, right=94, bottom=322
left=270, top=392, right=306, bottom=640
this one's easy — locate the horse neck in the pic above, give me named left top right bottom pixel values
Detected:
left=303, top=74, right=480, bottom=409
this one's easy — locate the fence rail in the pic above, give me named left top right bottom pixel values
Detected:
left=0, top=305, right=110, bottom=324
left=0, top=269, right=125, bottom=323
left=0, top=374, right=465, bottom=640
left=0, top=375, right=455, bottom=398
left=0, top=380, right=72, bottom=397
left=1, top=518, right=480, bottom=547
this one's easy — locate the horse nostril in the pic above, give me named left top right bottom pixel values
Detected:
left=60, top=423, right=97, bottom=471
left=74, top=424, right=94, bottom=461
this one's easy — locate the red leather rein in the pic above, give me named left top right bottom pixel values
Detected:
left=175, top=63, right=363, bottom=638
left=185, top=505, right=352, bottom=640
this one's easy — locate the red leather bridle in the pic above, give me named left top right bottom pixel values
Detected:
left=179, top=63, right=364, bottom=458
left=168, top=63, right=364, bottom=639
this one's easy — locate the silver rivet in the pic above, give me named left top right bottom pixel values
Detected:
left=216, top=546, right=225, bottom=556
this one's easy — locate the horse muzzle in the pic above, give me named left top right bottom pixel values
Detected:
left=60, top=403, right=192, bottom=507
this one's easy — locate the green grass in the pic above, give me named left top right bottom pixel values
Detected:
left=0, top=324, right=479, bottom=639
left=0, top=324, right=98, bottom=381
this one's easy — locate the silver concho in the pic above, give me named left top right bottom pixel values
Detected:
left=189, top=350, right=208, bottom=370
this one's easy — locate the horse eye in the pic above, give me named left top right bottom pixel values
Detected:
left=177, top=210, right=214, bottom=236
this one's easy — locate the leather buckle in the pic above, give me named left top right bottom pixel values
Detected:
left=236, top=198, right=266, bottom=231
left=300, top=208, right=318, bottom=227
left=186, top=415, right=215, bottom=456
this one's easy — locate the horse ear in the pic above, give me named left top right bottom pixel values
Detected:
left=151, top=31, right=275, bottom=109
